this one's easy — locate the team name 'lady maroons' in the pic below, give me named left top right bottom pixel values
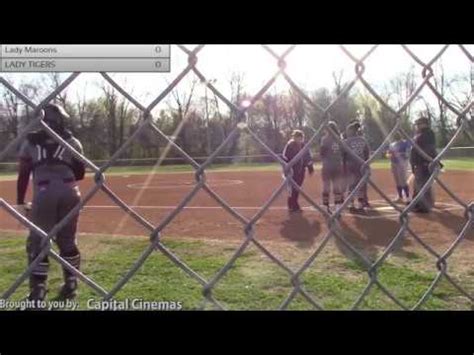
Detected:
left=24, top=46, right=58, bottom=54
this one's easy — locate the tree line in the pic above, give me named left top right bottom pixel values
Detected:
left=0, top=68, right=472, bottom=165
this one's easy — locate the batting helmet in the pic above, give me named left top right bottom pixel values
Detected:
left=43, top=103, right=70, bottom=133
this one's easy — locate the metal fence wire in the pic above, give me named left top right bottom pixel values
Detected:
left=0, top=45, right=473, bottom=310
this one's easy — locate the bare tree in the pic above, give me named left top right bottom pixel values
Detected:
left=379, top=66, right=417, bottom=135
left=41, top=73, right=69, bottom=107
left=329, top=69, right=358, bottom=130
left=417, top=61, right=470, bottom=146
left=167, top=78, right=199, bottom=152
left=0, top=80, right=40, bottom=140
left=445, top=67, right=473, bottom=118
left=75, top=82, right=91, bottom=129
left=286, top=88, right=306, bottom=129
left=198, top=78, right=217, bottom=155
left=431, top=61, right=451, bottom=146
left=388, top=66, right=417, bottom=118
left=227, top=71, right=247, bottom=156
left=101, top=84, right=134, bottom=156
left=261, top=93, right=283, bottom=152
left=442, top=65, right=473, bottom=144
left=332, top=70, right=345, bottom=96
left=169, top=78, right=198, bottom=122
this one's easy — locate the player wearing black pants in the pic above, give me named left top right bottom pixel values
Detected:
left=282, top=130, right=314, bottom=213
left=410, top=117, right=438, bottom=213
left=17, top=104, right=85, bottom=306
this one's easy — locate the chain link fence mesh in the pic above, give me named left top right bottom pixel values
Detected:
left=0, top=44, right=472, bottom=310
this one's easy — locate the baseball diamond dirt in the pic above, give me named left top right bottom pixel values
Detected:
left=1, top=168, right=472, bottom=251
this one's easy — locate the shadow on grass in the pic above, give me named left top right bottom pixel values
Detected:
left=332, top=208, right=415, bottom=265
left=279, top=212, right=321, bottom=248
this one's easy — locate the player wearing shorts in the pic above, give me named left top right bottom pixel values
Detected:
left=282, top=130, right=314, bottom=213
left=343, top=122, right=370, bottom=212
left=319, top=121, right=344, bottom=213
left=17, top=104, right=85, bottom=306
left=387, top=133, right=411, bottom=203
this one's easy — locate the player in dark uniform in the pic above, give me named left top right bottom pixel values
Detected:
left=319, top=121, right=344, bottom=213
left=409, top=117, right=438, bottom=213
left=17, top=103, right=85, bottom=305
left=343, top=122, right=370, bottom=211
left=282, top=130, right=314, bottom=213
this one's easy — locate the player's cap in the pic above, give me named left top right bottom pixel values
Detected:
left=291, top=129, right=304, bottom=138
left=415, top=117, right=430, bottom=126
left=348, top=121, right=361, bottom=131
left=393, top=131, right=402, bottom=140
left=327, top=121, right=340, bottom=135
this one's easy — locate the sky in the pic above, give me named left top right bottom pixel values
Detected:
left=1, top=44, right=472, bottom=116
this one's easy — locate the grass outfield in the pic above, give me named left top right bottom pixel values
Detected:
left=93, top=157, right=474, bottom=175
left=0, top=231, right=472, bottom=310
left=1, top=157, right=472, bottom=181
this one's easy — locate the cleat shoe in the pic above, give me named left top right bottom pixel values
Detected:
left=21, top=284, right=47, bottom=310
left=28, top=284, right=47, bottom=302
left=56, top=280, right=78, bottom=300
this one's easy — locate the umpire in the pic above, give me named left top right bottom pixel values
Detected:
left=17, top=103, right=85, bottom=305
left=410, top=116, right=438, bottom=213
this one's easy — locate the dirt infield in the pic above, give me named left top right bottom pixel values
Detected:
left=0, top=169, right=473, bottom=251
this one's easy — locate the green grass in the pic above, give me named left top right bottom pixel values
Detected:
left=0, top=157, right=472, bottom=181
left=0, top=173, right=16, bottom=181
left=0, top=232, right=472, bottom=310
left=101, top=162, right=281, bottom=176
left=365, top=157, right=474, bottom=171
left=0, top=162, right=281, bottom=181
left=102, top=157, right=471, bottom=174
left=442, top=158, right=474, bottom=171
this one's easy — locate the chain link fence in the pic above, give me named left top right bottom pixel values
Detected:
left=0, top=45, right=472, bottom=310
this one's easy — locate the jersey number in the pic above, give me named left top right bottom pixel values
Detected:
left=36, top=145, right=65, bottom=161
